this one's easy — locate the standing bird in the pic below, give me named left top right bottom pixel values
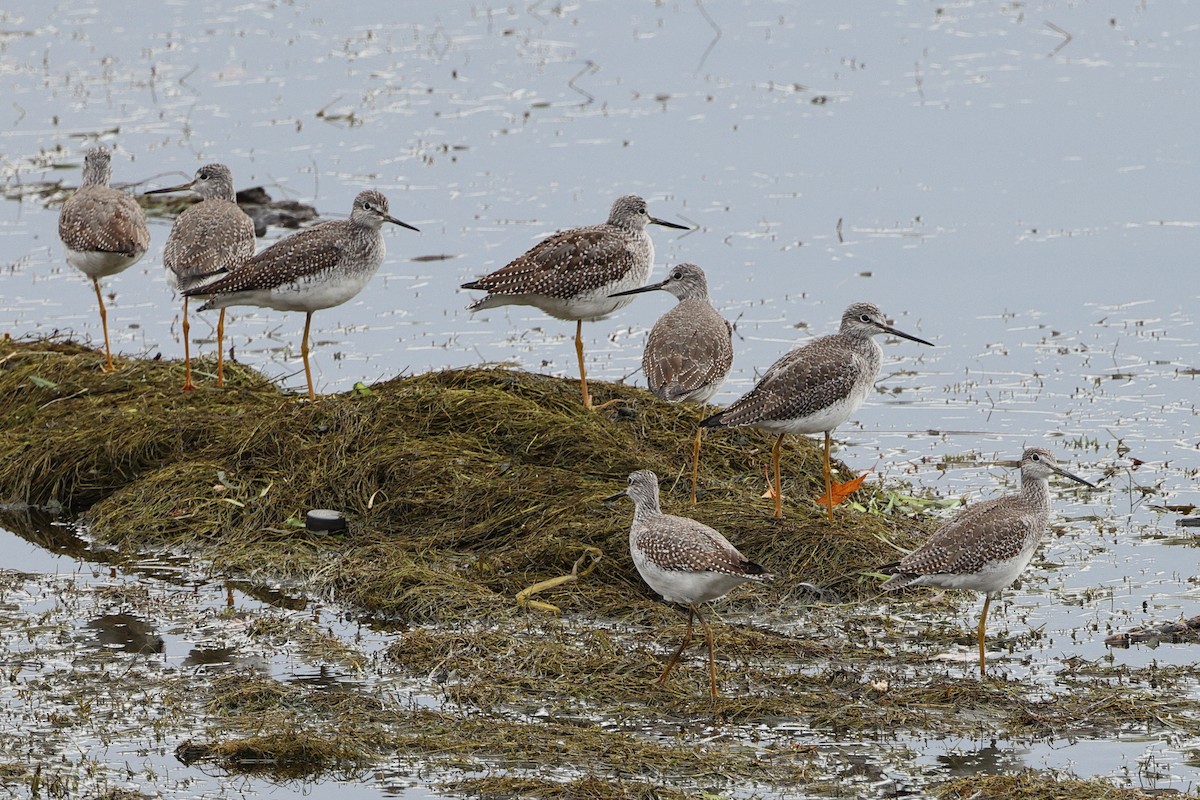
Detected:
left=607, top=470, right=772, bottom=701
left=57, top=146, right=151, bottom=372
left=183, top=190, right=418, bottom=401
left=879, top=447, right=1095, bottom=676
left=145, top=164, right=256, bottom=390
left=609, top=264, right=733, bottom=503
left=461, top=194, right=689, bottom=410
left=700, top=302, right=933, bottom=520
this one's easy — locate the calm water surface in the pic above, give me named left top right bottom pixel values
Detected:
left=2, top=0, right=1199, bottom=796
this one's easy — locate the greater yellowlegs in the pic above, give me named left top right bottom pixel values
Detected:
left=880, top=447, right=1094, bottom=676
left=183, top=190, right=418, bottom=401
left=461, top=194, right=689, bottom=410
left=701, top=302, right=933, bottom=520
left=610, top=264, right=733, bottom=503
left=146, top=164, right=256, bottom=390
left=607, top=469, right=772, bottom=701
left=57, top=146, right=151, bottom=372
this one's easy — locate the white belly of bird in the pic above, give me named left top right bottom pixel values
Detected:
left=633, top=548, right=745, bottom=606
left=216, top=270, right=376, bottom=313
left=533, top=287, right=637, bottom=322
left=677, top=380, right=722, bottom=405
left=752, top=387, right=870, bottom=435
left=912, top=549, right=1037, bottom=595
left=66, top=248, right=142, bottom=280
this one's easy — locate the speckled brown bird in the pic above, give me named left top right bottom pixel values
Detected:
left=607, top=469, right=772, bottom=701
left=610, top=264, right=733, bottom=503
left=58, top=146, right=151, bottom=372
left=183, top=190, right=418, bottom=401
left=461, top=194, right=689, bottom=410
left=880, top=447, right=1095, bottom=676
left=701, top=302, right=933, bottom=520
left=146, top=163, right=256, bottom=390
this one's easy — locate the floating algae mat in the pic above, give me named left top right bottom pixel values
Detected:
left=0, top=334, right=927, bottom=621
left=4, top=335, right=1197, bottom=800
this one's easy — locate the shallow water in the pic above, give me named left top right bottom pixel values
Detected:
left=2, top=0, right=1200, bottom=796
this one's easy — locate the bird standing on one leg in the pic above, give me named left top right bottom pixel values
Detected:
left=700, top=302, right=933, bottom=520
left=879, top=447, right=1095, bottom=676
left=607, top=470, right=772, bottom=701
left=461, top=194, right=689, bottom=411
left=57, top=146, right=151, bottom=372
left=183, top=190, right=417, bottom=401
left=609, top=264, right=733, bottom=503
left=145, top=164, right=256, bottom=390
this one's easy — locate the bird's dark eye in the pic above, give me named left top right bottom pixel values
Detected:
left=1031, top=453, right=1041, bottom=461
left=672, top=270, right=683, bottom=280
left=859, top=314, right=871, bottom=323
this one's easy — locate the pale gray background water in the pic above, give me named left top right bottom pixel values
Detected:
left=2, top=0, right=1199, bottom=795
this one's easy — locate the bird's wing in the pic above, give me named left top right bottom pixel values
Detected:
left=897, top=497, right=1041, bottom=577
left=717, top=338, right=862, bottom=426
left=164, top=203, right=257, bottom=283
left=645, top=306, right=734, bottom=400
left=188, top=222, right=344, bottom=295
left=466, top=226, right=634, bottom=298
left=636, top=515, right=752, bottom=576
left=59, top=187, right=149, bottom=256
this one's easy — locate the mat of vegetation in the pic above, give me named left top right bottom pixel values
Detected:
left=1, top=335, right=1194, bottom=800
left=0, top=334, right=927, bottom=620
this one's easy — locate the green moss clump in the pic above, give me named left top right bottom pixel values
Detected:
left=0, top=335, right=930, bottom=622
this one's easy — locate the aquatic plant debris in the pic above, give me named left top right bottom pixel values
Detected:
left=0, top=336, right=1195, bottom=799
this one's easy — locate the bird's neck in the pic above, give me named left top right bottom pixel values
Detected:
left=631, top=499, right=662, bottom=520
left=1020, top=476, right=1051, bottom=511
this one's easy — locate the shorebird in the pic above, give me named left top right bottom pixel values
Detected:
left=145, top=164, right=256, bottom=390
left=609, top=264, right=733, bottom=503
left=183, top=190, right=418, bottom=401
left=57, top=146, right=150, bottom=372
left=461, top=194, right=689, bottom=410
left=879, top=447, right=1095, bottom=676
left=607, top=469, right=772, bottom=701
left=700, top=302, right=933, bottom=520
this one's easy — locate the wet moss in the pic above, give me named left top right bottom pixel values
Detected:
left=0, top=335, right=929, bottom=623
left=8, top=336, right=1199, bottom=797
left=932, top=772, right=1167, bottom=799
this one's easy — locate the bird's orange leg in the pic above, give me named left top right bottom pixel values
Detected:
left=823, top=430, right=834, bottom=521
left=575, top=319, right=592, bottom=410
left=93, top=278, right=114, bottom=373
left=181, top=297, right=194, bottom=391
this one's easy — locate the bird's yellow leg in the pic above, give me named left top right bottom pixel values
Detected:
left=978, top=593, right=994, bottom=676
left=301, top=311, right=316, bottom=401
left=93, top=278, right=113, bottom=372
left=657, top=606, right=696, bottom=686
left=216, top=307, right=226, bottom=388
left=699, top=607, right=719, bottom=702
left=824, top=430, right=834, bottom=521
left=772, top=433, right=785, bottom=518
left=181, top=297, right=194, bottom=390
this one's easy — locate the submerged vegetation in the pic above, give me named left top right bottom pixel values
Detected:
left=1, top=335, right=1195, bottom=799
